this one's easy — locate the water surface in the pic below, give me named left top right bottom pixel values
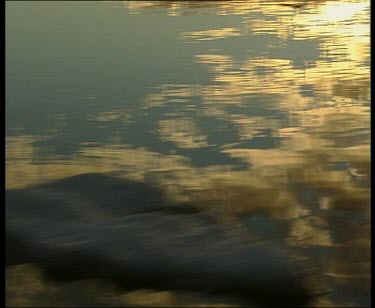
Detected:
left=6, top=1, right=370, bottom=307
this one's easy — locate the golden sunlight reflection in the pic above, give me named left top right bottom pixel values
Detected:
left=6, top=0, right=369, bottom=307
left=7, top=264, right=236, bottom=307
left=181, top=28, right=241, bottom=42
left=158, top=118, right=210, bottom=149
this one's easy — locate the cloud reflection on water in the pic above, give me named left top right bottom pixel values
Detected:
left=6, top=0, right=369, bottom=307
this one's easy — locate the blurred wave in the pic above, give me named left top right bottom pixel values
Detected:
left=7, top=173, right=322, bottom=307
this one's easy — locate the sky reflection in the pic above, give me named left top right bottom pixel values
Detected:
left=6, top=1, right=370, bottom=307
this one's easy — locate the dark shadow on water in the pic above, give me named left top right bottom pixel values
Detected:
left=6, top=173, right=324, bottom=307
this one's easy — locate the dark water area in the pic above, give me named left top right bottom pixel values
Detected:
left=6, top=1, right=370, bottom=307
left=6, top=173, right=320, bottom=307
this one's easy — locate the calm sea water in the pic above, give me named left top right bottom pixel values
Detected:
left=6, top=1, right=370, bottom=307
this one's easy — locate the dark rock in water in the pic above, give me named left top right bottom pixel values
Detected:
left=6, top=173, right=320, bottom=307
